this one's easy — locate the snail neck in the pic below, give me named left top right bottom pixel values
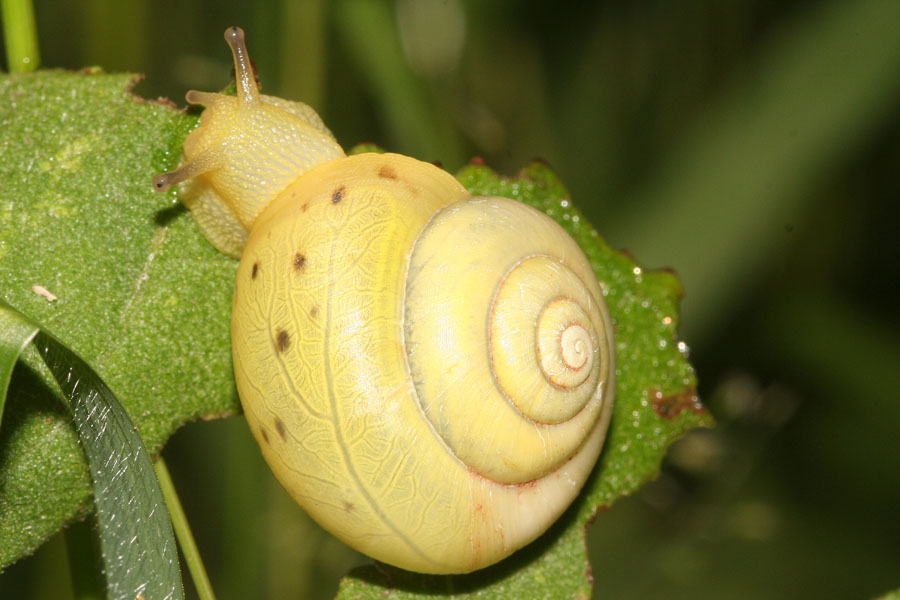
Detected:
left=160, top=91, right=346, bottom=228
left=153, top=26, right=345, bottom=257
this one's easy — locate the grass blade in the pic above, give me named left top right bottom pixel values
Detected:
left=0, top=299, right=185, bottom=600
left=33, top=328, right=185, bottom=600
left=0, top=300, right=39, bottom=431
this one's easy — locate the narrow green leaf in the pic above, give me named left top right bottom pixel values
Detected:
left=0, top=299, right=185, bottom=600
left=0, top=301, right=39, bottom=431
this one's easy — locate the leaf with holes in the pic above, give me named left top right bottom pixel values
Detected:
left=1, top=72, right=709, bottom=599
left=0, top=70, right=230, bottom=569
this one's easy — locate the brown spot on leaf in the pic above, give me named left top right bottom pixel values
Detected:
left=584, top=504, right=610, bottom=528
left=650, top=386, right=705, bottom=419
left=275, top=328, right=291, bottom=353
left=378, top=165, right=398, bottom=180
left=617, top=248, right=635, bottom=261
left=293, top=252, right=306, bottom=270
left=274, top=417, right=287, bottom=441
left=583, top=563, right=595, bottom=595
left=332, top=186, right=345, bottom=204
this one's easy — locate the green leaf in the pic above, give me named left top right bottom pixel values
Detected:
left=1, top=70, right=707, bottom=598
left=335, top=163, right=710, bottom=598
left=1, top=300, right=184, bottom=599
left=0, top=70, right=235, bottom=568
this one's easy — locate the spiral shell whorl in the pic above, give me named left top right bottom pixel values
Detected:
left=405, top=196, right=614, bottom=485
left=543, top=305, right=594, bottom=380
left=490, top=256, right=609, bottom=425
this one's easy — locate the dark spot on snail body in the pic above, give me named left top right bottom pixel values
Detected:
left=331, top=186, right=345, bottom=204
left=293, top=252, right=306, bottom=270
left=378, top=165, right=398, bottom=180
left=274, top=417, right=287, bottom=441
left=343, top=500, right=355, bottom=512
left=310, top=305, right=319, bottom=318
left=260, top=427, right=270, bottom=445
left=251, top=262, right=259, bottom=279
left=275, top=328, right=291, bottom=353
left=650, top=385, right=705, bottom=419
left=301, top=202, right=309, bottom=212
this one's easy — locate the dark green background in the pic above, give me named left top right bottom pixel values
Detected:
left=2, top=0, right=898, bottom=598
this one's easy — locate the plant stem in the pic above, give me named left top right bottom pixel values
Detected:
left=64, top=517, right=104, bottom=600
left=1, top=0, right=40, bottom=72
left=155, top=457, right=217, bottom=600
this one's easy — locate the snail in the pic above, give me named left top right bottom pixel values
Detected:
left=153, top=27, right=615, bottom=574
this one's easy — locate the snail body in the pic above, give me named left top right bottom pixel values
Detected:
left=155, top=27, right=615, bottom=574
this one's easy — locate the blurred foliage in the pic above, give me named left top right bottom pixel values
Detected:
left=1, top=0, right=899, bottom=598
